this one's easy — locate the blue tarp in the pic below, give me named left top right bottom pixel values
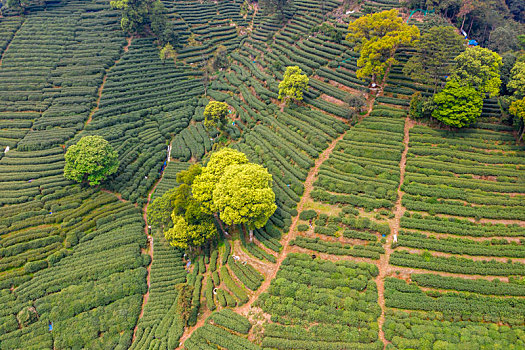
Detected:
left=49, top=323, right=53, bottom=331
left=468, top=39, right=478, bottom=46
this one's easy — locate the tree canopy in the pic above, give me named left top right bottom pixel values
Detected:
left=111, top=0, right=176, bottom=46
left=403, top=26, right=465, bottom=92
left=192, top=148, right=249, bottom=215
left=64, top=136, right=119, bottom=186
left=346, top=9, right=420, bottom=83
left=259, top=0, right=293, bottom=20
left=213, top=163, right=277, bottom=241
left=508, top=61, right=525, bottom=99
left=449, top=46, right=502, bottom=97
left=509, top=97, right=525, bottom=140
left=278, top=66, right=309, bottom=103
left=432, top=79, right=483, bottom=128
left=204, top=101, right=230, bottom=134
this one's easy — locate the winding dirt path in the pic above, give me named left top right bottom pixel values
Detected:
left=376, top=115, right=414, bottom=348
left=85, top=37, right=132, bottom=126
left=131, top=160, right=166, bottom=343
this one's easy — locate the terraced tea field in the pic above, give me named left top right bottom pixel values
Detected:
left=0, top=0, right=524, bottom=349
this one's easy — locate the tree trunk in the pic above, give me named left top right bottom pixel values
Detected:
left=249, top=229, right=254, bottom=243
left=460, top=16, right=466, bottom=32
left=241, top=223, right=248, bottom=241
left=214, top=212, right=228, bottom=236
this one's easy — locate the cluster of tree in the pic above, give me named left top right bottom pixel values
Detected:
left=346, top=9, right=420, bottom=84
left=64, top=135, right=120, bottom=186
left=406, top=24, right=525, bottom=132
left=148, top=148, right=277, bottom=250
left=258, top=0, right=294, bottom=22
left=405, top=0, right=524, bottom=47
left=110, top=0, right=178, bottom=47
left=5, top=0, right=28, bottom=14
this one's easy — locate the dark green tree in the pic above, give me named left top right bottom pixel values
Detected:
left=403, top=26, right=465, bottom=92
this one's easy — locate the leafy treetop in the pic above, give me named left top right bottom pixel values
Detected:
left=204, top=101, right=230, bottom=134
left=508, top=61, right=525, bottom=99
left=278, top=66, right=309, bottom=102
left=403, top=26, right=465, bottom=92
left=213, top=163, right=277, bottom=240
left=64, top=135, right=119, bottom=186
left=192, top=148, right=248, bottom=215
left=432, top=79, right=483, bottom=128
left=509, top=98, right=525, bottom=140
left=346, top=9, right=420, bottom=83
left=449, top=46, right=502, bottom=97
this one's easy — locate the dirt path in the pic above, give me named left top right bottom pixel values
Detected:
left=85, top=37, right=132, bottom=126
left=376, top=115, right=414, bottom=348
left=131, top=161, right=165, bottom=343
left=235, top=130, right=347, bottom=316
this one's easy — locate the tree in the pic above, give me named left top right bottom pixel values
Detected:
left=159, top=43, right=175, bottom=63
left=111, top=0, right=176, bottom=46
left=164, top=207, right=217, bottom=249
left=500, top=53, right=517, bottom=96
left=149, top=164, right=216, bottom=250
left=147, top=164, right=202, bottom=228
left=213, top=163, right=277, bottom=242
left=346, top=9, right=419, bottom=83
left=259, top=0, right=293, bottom=21
left=192, top=148, right=248, bottom=216
left=278, top=66, right=309, bottom=103
left=509, top=98, right=525, bottom=140
left=449, top=46, right=502, bottom=97
left=64, top=136, right=119, bottom=186
left=488, top=25, right=520, bottom=54
left=110, top=0, right=151, bottom=34
left=403, top=26, right=465, bottom=92
left=508, top=61, right=525, bottom=99
left=204, top=101, right=230, bottom=134
left=409, top=92, right=424, bottom=119
left=6, top=0, right=28, bottom=13
left=432, top=80, right=483, bottom=128
left=212, top=45, right=229, bottom=70
left=345, top=94, right=367, bottom=113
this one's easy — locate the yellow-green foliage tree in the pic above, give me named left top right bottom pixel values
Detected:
left=192, top=148, right=248, bottom=220
left=346, top=9, right=419, bottom=83
left=213, top=163, right=277, bottom=242
left=149, top=164, right=218, bottom=250
left=509, top=98, right=525, bottom=141
left=508, top=61, right=525, bottom=99
left=64, top=135, right=119, bottom=186
left=432, top=80, right=483, bottom=128
left=449, top=46, right=502, bottom=97
left=204, top=101, right=229, bottom=135
left=159, top=43, right=175, bottom=63
left=278, top=66, right=309, bottom=103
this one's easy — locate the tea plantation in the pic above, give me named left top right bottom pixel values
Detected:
left=0, top=0, right=524, bottom=349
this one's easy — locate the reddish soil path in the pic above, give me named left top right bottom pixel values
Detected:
left=131, top=173, right=161, bottom=342
left=376, top=115, right=414, bottom=348
left=85, top=37, right=132, bottom=126
left=235, top=131, right=347, bottom=315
